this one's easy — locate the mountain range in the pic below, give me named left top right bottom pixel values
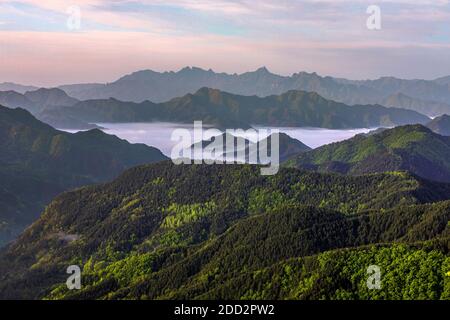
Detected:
left=0, top=88, right=77, bottom=113
left=5, top=68, right=450, bottom=120
left=381, top=93, right=450, bottom=117
left=1, top=67, right=450, bottom=301
left=0, top=88, right=103, bottom=129
left=40, top=88, right=430, bottom=130
left=0, top=90, right=37, bottom=112
left=0, top=82, right=38, bottom=94
left=0, top=106, right=167, bottom=246
left=286, top=124, right=450, bottom=183
left=24, top=88, right=79, bottom=110
left=57, top=67, right=450, bottom=117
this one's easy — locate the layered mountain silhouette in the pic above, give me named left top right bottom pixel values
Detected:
left=57, top=67, right=450, bottom=117
left=24, top=88, right=78, bottom=109
left=287, top=125, right=450, bottom=183
left=0, top=90, right=37, bottom=112
left=434, top=75, right=450, bottom=86
left=341, top=76, right=450, bottom=105
left=0, top=82, right=38, bottom=94
left=0, top=88, right=77, bottom=113
left=41, top=88, right=429, bottom=129
left=382, top=92, right=450, bottom=117
left=0, top=105, right=167, bottom=246
left=0, top=88, right=102, bottom=129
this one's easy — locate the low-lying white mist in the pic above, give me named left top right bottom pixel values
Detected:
left=62, top=122, right=374, bottom=157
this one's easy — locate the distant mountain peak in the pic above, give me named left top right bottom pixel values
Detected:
left=195, top=87, right=222, bottom=96
left=279, top=89, right=322, bottom=100
left=255, top=66, right=271, bottom=74
left=178, top=66, right=208, bottom=74
left=382, top=91, right=450, bottom=117
left=0, top=82, right=38, bottom=94
left=389, top=92, right=410, bottom=98
left=24, top=87, right=78, bottom=107
left=0, top=90, right=22, bottom=96
left=25, top=87, right=69, bottom=97
left=0, top=105, right=52, bottom=129
left=179, top=66, right=193, bottom=72
left=27, top=87, right=57, bottom=93
left=427, top=114, right=450, bottom=136
left=434, top=75, right=450, bottom=86
left=378, top=76, right=401, bottom=81
left=293, top=71, right=319, bottom=77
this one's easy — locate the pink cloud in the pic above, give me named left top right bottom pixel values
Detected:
left=1, top=1, right=449, bottom=84
left=1, top=30, right=449, bottom=86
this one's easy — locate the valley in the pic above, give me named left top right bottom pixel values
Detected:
left=62, top=122, right=372, bottom=157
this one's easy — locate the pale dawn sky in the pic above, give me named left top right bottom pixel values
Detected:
left=0, top=0, right=449, bottom=86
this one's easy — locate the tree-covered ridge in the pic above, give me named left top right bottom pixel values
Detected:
left=0, top=106, right=167, bottom=181
left=39, top=203, right=450, bottom=300
left=286, top=124, right=450, bottom=183
left=0, top=106, right=167, bottom=246
left=40, top=88, right=430, bottom=130
left=0, top=162, right=449, bottom=299
left=193, top=243, right=450, bottom=300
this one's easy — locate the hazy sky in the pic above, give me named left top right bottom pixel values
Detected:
left=0, top=0, right=449, bottom=86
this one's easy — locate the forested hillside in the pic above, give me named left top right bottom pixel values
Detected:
left=0, top=162, right=449, bottom=299
left=0, top=106, right=167, bottom=246
left=287, top=125, right=450, bottom=183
